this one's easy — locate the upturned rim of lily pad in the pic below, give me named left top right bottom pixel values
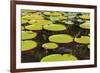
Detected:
left=21, top=40, right=37, bottom=52
left=74, top=36, right=90, bottom=44
left=41, top=54, right=77, bottom=62
left=25, top=24, right=42, bottom=31
left=22, top=31, right=37, bottom=40
left=80, top=21, right=90, bottom=29
left=42, top=42, right=58, bottom=49
left=49, top=34, right=73, bottom=43
left=43, top=24, right=66, bottom=31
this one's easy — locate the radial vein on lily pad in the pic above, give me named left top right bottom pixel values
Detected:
left=41, top=54, right=77, bottom=62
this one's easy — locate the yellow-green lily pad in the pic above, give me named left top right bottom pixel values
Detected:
left=49, top=34, right=73, bottom=43
left=43, top=24, right=66, bottom=31
left=21, top=40, right=37, bottom=52
left=41, top=54, right=77, bottom=62
left=80, top=21, right=90, bottom=29
left=25, top=24, right=42, bottom=30
left=42, top=43, right=58, bottom=49
left=29, top=20, right=52, bottom=25
left=22, top=31, right=37, bottom=40
left=75, top=36, right=90, bottom=44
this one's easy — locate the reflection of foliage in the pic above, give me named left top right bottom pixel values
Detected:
left=21, top=10, right=90, bottom=63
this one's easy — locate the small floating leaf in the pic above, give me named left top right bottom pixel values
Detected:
left=42, top=43, right=58, bottom=49
left=75, top=36, right=90, bottom=44
left=41, top=54, right=77, bottom=62
left=22, top=31, right=37, bottom=40
left=49, top=34, right=73, bottom=43
left=43, top=24, right=66, bottom=31
left=21, top=40, right=37, bottom=52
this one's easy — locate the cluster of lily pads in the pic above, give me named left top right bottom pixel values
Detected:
left=21, top=10, right=90, bottom=63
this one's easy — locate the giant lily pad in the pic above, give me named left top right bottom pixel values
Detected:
left=42, top=43, right=58, bottom=49
left=29, top=20, right=52, bottom=25
left=49, top=34, right=73, bottom=43
left=22, top=31, right=37, bottom=40
left=75, top=36, right=90, bottom=44
left=80, top=21, right=90, bottom=29
left=25, top=24, right=42, bottom=30
left=21, top=40, right=37, bottom=52
left=43, top=24, right=66, bottom=31
left=63, top=20, right=74, bottom=25
left=41, top=54, right=77, bottom=62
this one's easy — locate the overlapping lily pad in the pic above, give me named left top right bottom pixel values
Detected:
left=41, top=54, right=77, bottom=62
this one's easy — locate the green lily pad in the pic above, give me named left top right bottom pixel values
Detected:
left=21, top=40, right=37, bottom=52
left=43, top=24, right=66, bottom=31
left=80, top=21, right=90, bottom=29
left=22, top=31, right=37, bottom=40
left=49, top=34, right=73, bottom=43
left=22, top=15, right=31, bottom=20
left=29, top=20, right=52, bottom=25
left=21, top=19, right=28, bottom=24
left=49, top=16, right=60, bottom=21
left=25, top=24, right=42, bottom=30
left=41, top=54, right=77, bottom=62
left=42, top=43, right=58, bottom=49
left=79, top=14, right=90, bottom=20
left=75, top=36, right=90, bottom=44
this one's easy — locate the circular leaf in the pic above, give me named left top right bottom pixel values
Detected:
left=22, top=31, right=37, bottom=40
left=21, top=40, right=37, bottom=52
left=49, top=34, right=73, bottom=43
left=42, top=43, right=58, bottom=49
left=43, top=24, right=66, bottom=31
left=41, top=54, right=77, bottom=62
